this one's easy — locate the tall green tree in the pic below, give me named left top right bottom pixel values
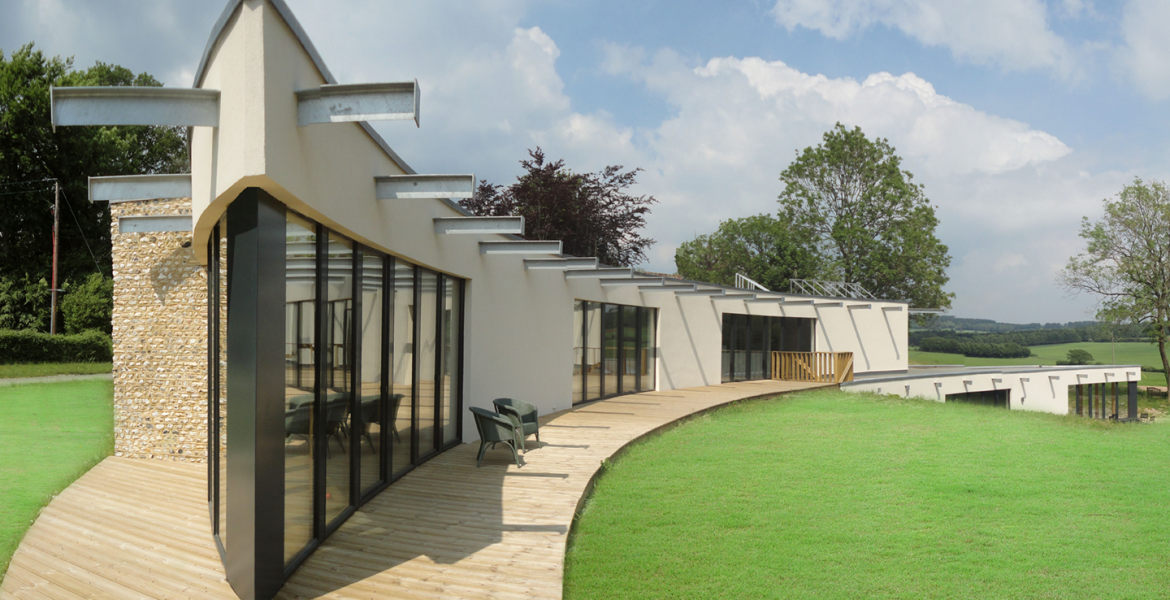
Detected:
left=461, top=148, right=656, bottom=267
left=0, top=43, right=187, bottom=291
left=778, top=123, right=952, bottom=310
left=1059, top=178, right=1170, bottom=377
left=674, top=214, right=820, bottom=290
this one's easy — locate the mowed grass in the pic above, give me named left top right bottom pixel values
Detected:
left=0, top=379, right=113, bottom=577
left=911, top=341, right=1168, bottom=386
left=564, top=390, right=1170, bottom=600
left=0, top=363, right=112, bottom=379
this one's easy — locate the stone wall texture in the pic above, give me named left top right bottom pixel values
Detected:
left=111, top=198, right=208, bottom=462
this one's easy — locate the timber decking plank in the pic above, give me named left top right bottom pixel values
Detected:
left=3, top=381, right=829, bottom=600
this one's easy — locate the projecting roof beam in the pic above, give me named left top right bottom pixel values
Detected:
left=89, top=174, right=193, bottom=203
left=564, top=268, right=634, bottom=279
left=882, top=306, right=905, bottom=312
left=479, top=240, right=562, bottom=255
left=909, top=308, right=946, bottom=315
left=717, top=292, right=757, bottom=299
left=51, top=87, right=219, bottom=130
left=641, top=284, right=697, bottom=292
left=848, top=303, right=873, bottom=310
left=434, top=216, right=524, bottom=235
left=601, top=278, right=663, bottom=287
left=675, top=289, right=725, bottom=297
left=783, top=300, right=815, bottom=305
left=118, top=215, right=192, bottom=233
left=524, top=258, right=599, bottom=271
left=297, top=81, right=419, bottom=127
left=815, top=301, right=844, bottom=307
left=745, top=297, right=784, bottom=304
left=375, top=174, right=475, bottom=199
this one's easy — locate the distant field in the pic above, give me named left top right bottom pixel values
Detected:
left=910, top=341, right=1167, bottom=386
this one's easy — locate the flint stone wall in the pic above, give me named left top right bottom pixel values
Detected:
left=111, top=198, right=208, bottom=462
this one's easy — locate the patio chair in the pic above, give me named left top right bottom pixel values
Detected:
left=492, top=397, right=540, bottom=452
left=359, top=392, right=406, bottom=453
left=285, top=393, right=314, bottom=447
left=324, top=392, right=350, bottom=458
left=470, top=407, right=521, bottom=467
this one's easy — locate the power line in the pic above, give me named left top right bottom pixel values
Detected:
left=0, top=187, right=55, bottom=198
left=58, top=186, right=106, bottom=276
left=0, top=177, right=59, bottom=189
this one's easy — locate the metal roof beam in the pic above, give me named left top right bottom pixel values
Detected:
left=434, top=216, right=523, bottom=235
left=564, top=268, right=634, bottom=279
left=297, top=81, right=419, bottom=127
left=89, top=174, right=193, bottom=203
left=51, top=87, right=219, bottom=130
left=524, top=258, right=598, bottom=270
left=675, top=289, right=726, bottom=297
left=641, top=283, right=696, bottom=292
left=479, top=240, right=562, bottom=255
left=118, top=215, right=192, bottom=233
left=375, top=174, right=475, bottom=199
left=601, top=277, right=663, bottom=287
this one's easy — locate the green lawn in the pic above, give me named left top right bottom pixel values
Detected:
left=0, top=379, right=113, bottom=577
left=911, top=341, right=1168, bottom=386
left=0, top=363, right=112, bottom=379
left=564, top=390, right=1170, bottom=600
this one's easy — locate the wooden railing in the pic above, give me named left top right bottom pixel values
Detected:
left=771, top=351, right=854, bottom=383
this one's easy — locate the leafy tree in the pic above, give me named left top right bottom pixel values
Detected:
left=0, top=274, right=50, bottom=331
left=778, top=123, right=952, bottom=311
left=674, top=214, right=820, bottom=290
left=60, top=272, right=113, bottom=334
left=1059, top=178, right=1170, bottom=377
left=0, top=43, right=187, bottom=299
left=1064, top=349, right=1094, bottom=365
left=461, top=148, right=656, bottom=267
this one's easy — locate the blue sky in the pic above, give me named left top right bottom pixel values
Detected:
left=4, top=0, right=1169, bottom=324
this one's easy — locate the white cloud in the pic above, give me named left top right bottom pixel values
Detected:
left=1117, top=0, right=1170, bottom=100
left=770, top=0, right=1078, bottom=77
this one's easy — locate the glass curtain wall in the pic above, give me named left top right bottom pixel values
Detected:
left=720, top=314, right=816, bottom=382
left=440, top=277, right=462, bottom=446
left=391, top=260, right=414, bottom=475
left=283, top=213, right=317, bottom=565
left=358, top=251, right=384, bottom=496
left=416, top=270, right=438, bottom=458
left=207, top=205, right=466, bottom=578
left=323, top=233, right=353, bottom=526
left=573, top=301, right=657, bottom=403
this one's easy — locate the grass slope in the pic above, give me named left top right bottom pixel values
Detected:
left=0, top=363, right=112, bottom=379
left=0, top=379, right=113, bottom=577
left=564, top=390, right=1170, bottom=600
left=911, top=341, right=1168, bottom=386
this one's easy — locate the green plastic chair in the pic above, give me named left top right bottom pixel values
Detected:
left=492, top=398, right=540, bottom=452
left=470, top=407, right=521, bottom=467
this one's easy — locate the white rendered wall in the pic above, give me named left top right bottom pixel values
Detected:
left=842, top=366, right=1142, bottom=415
left=187, top=0, right=910, bottom=440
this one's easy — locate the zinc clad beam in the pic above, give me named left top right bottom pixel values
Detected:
left=89, top=174, right=193, bottom=203
left=296, top=81, right=419, bottom=127
left=375, top=174, right=475, bottom=199
left=51, top=87, right=219, bottom=129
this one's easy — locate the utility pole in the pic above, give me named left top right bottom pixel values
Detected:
left=50, top=180, right=59, bottom=335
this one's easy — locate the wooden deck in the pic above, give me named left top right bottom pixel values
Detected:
left=1, top=380, right=829, bottom=600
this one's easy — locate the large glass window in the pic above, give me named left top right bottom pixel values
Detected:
left=574, top=301, right=656, bottom=403
left=358, top=252, right=384, bottom=495
left=440, top=276, right=461, bottom=446
left=720, top=313, right=816, bottom=382
left=585, top=303, right=602, bottom=403
left=390, top=259, right=414, bottom=476
left=416, top=269, right=439, bottom=457
left=323, top=233, right=354, bottom=526
left=573, top=301, right=585, bottom=404
left=638, top=308, right=655, bottom=392
left=283, top=213, right=316, bottom=565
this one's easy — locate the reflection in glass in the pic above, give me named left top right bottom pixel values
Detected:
left=622, top=306, right=638, bottom=392
left=284, top=213, right=316, bottom=565
left=416, top=269, right=438, bottom=456
left=749, top=315, right=766, bottom=379
left=358, top=250, right=384, bottom=494
left=324, top=233, right=353, bottom=525
left=721, top=313, right=733, bottom=383
left=440, top=277, right=461, bottom=445
left=602, top=304, right=620, bottom=396
left=638, top=308, right=656, bottom=392
left=572, top=301, right=584, bottom=404
left=733, top=315, right=749, bottom=380
left=586, top=304, right=602, bottom=401
left=390, top=260, right=414, bottom=475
